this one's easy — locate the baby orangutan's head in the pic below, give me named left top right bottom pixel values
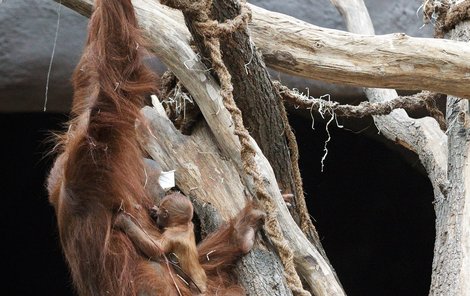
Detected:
left=153, top=192, right=193, bottom=228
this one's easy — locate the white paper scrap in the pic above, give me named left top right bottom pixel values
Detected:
left=158, top=170, right=175, bottom=190
left=151, top=94, right=166, bottom=115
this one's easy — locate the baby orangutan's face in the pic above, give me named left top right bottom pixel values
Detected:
left=156, top=205, right=169, bottom=229
left=150, top=193, right=194, bottom=229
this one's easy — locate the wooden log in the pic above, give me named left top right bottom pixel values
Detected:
left=183, top=0, right=307, bottom=233
left=58, top=0, right=470, bottom=98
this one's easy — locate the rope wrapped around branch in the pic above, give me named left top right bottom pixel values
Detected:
left=160, top=0, right=310, bottom=295
left=274, top=81, right=447, bottom=131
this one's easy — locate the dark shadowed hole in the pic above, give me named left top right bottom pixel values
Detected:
left=2, top=113, right=75, bottom=296
left=289, top=114, right=435, bottom=296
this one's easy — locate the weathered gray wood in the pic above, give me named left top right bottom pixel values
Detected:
left=431, top=94, right=470, bottom=296
left=328, top=0, right=374, bottom=35
left=429, top=1, right=470, bottom=294
left=58, top=0, right=470, bottom=98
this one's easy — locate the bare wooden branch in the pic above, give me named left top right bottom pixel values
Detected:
left=329, top=0, right=375, bottom=35
left=431, top=93, right=470, bottom=296
left=58, top=0, right=470, bottom=98
left=250, top=4, right=470, bottom=99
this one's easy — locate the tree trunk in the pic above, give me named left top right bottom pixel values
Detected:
left=429, top=1, right=470, bottom=294
left=195, top=0, right=298, bottom=213
left=431, top=92, right=470, bottom=296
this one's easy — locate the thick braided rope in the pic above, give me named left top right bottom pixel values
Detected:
left=160, top=0, right=310, bottom=294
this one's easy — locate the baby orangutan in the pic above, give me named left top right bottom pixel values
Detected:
left=115, top=192, right=207, bottom=294
left=152, top=192, right=207, bottom=294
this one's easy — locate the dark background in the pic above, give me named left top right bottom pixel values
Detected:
left=2, top=111, right=435, bottom=296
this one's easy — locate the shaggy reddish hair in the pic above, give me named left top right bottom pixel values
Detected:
left=47, top=0, right=263, bottom=295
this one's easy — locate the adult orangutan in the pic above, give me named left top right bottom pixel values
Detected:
left=46, top=0, right=264, bottom=295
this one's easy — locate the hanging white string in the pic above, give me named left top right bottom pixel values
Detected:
left=44, top=0, right=62, bottom=112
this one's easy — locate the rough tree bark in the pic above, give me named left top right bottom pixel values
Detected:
left=428, top=1, right=470, bottom=295
left=183, top=0, right=300, bottom=226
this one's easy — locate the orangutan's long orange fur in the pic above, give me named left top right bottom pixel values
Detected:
left=46, top=0, right=264, bottom=295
